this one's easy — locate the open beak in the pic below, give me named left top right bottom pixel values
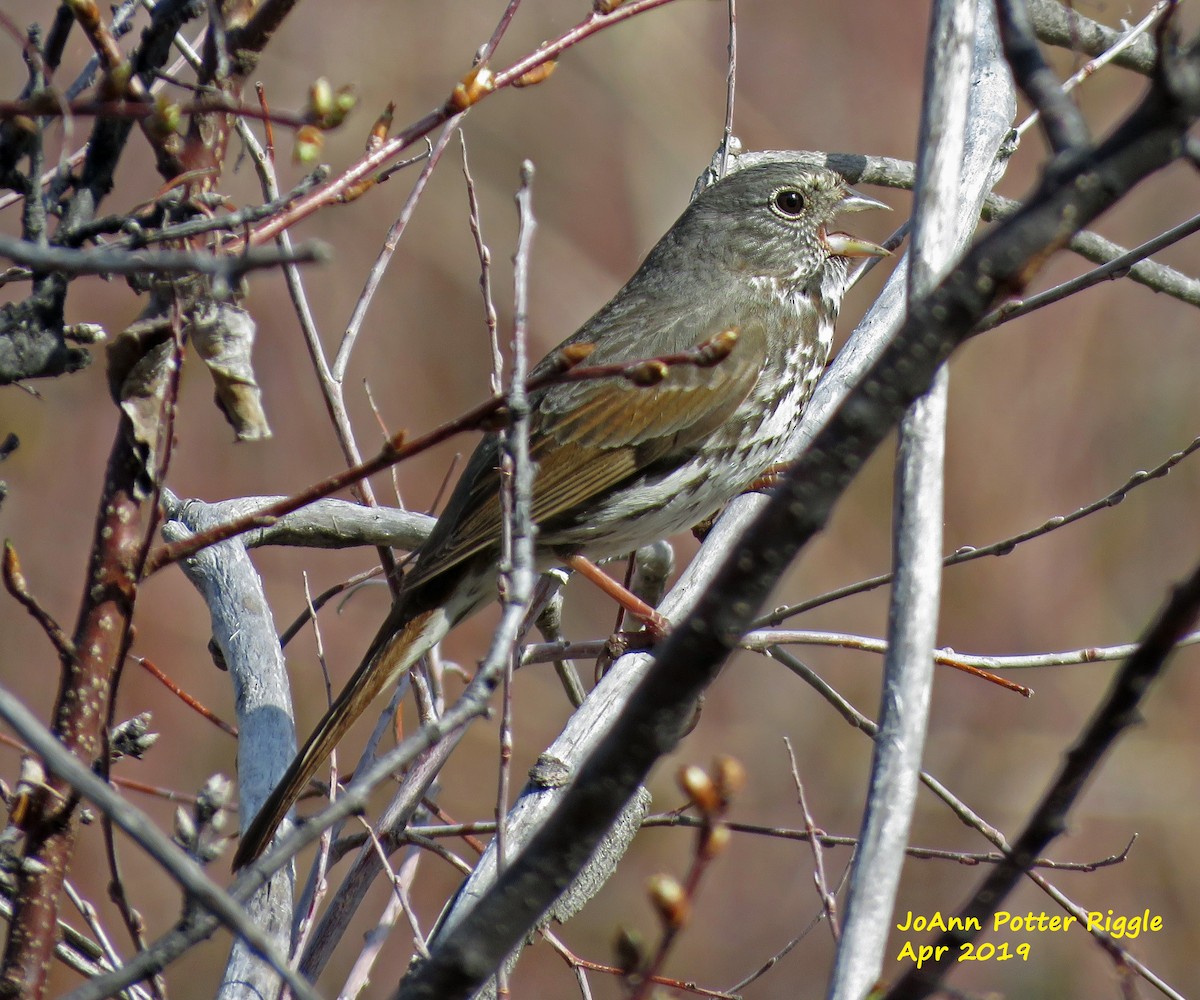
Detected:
left=822, top=230, right=890, bottom=259
left=839, top=189, right=891, bottom=214
left=823, top=188, right=891, bottom=259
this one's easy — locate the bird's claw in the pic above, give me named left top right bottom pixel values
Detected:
left=596, top=623, right=667, bottom=677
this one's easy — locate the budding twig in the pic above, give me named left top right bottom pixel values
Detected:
left=2, top=542, right=74, bottom=662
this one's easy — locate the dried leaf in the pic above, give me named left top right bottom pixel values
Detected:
left=106, top=309, right=177, bottom=497
left=188, top=301, right=272, bottom=441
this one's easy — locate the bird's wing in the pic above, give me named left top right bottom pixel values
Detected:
left=403, top=307, right=767, bottom=592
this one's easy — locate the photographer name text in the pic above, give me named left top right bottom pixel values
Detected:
left=895, top=908, right=1163, bottom=968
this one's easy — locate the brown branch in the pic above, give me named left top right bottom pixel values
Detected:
left=101, top=814, right=162, bottom=1000
left=547, top=932, right=740, bottom=1000
left=0, top=687, right=323, bottom=1000
left=0, top=96, right=323, bottom=131
left=61, top=0, right=188, bottom=179
left=0, top=731, right=203, bottom=806
left=224, top=0, right=303, bottom=62
left=179, top=0, right=305, bottom=195
left=640, top=814, right=1136, bottom=873
left=238, top=0, right=684, bottom=248
left=476, top=0, right=524, bottom=66
left=64, top=0, right=143, bottom=91
left=630, top=761, right=740, bottom=1000
left=785, top=741, right=839, bottom=941
left=0, top=313, right=181, bottom=998
left=131, top=655, right=238, bottom=737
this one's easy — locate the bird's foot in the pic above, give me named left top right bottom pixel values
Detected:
left=690, top=463, right=798, bottom=543
left=691, top=509, right=721, bottom=542
left=744, top=461, right=795, bottom=495
left=595, top=626, right=663, bottom=678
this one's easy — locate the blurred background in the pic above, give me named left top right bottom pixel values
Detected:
left=1, top=1, right=1199, bottom=997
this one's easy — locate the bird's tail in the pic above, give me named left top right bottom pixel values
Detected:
left=232, top=601, right=452, bottom=870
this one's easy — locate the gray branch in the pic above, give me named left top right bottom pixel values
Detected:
left=180, top=494, right=435, bottom=551
left=1028, top=0, right=1157, bottom=76
left=781, top=151, right=1200, bottom=310
left=829, top=3, right=1006, bottom=995
left=0, top=232, right=327, bottom=281
left=158, top=493, right=297, bottom=1000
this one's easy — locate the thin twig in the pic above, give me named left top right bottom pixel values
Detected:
left=742, top=627, right=1200, bottom=672
left=996, top=0, right=1090, bottom=153
left=524, top=623, right=1200, bottom=676
left=494, top=159, right=540, bottom=884
left=100, top=813, right=160, bottom=999
left=236, top=106, right=408, bottom=602
left=718, top=0, right=736, bottom=180
left=784, top=738, right=839, bottom=941
left=763, top=433, right=1200, bottom=625
left=237, top=0, right=686, bottom=249
left=640, top=814, right=1135, bottom=872
left=475, top=0, right=523, bottom=66
left=977, top=208, right=1200, bottom=330
left=60, top=881, right=133, bottom=998
left=1014, top=1, right=1170, bottom=139
left=0, top=687, right=324, bottom=1000
left=131, top=655, right=238, bottom=736
left=333, top=119, right=461, bottom=382
left=337, top=829, right=427, bottom=999
left=546, top=930, right=738, bottom=999
left=0, top=892, right=152, bottom=1000
left=1027, top=0, right=1158, bottom=77
left=769, top=646, right=1180, bottom=1000
left=2, top=541, right=74, bottom=662
left=460, top=133, right=502, bottom=393
left=0, top=230, right=325, bottom=279
left=885, top=553, right=1200, bottom=1000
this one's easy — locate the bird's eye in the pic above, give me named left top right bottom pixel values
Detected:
left=773, top=189, right=806, bottom=216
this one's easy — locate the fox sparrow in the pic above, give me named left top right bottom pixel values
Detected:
left=233, top=158, right=888, bottom=867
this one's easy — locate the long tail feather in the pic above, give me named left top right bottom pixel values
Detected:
left=232, top=604, right=451, bottom=869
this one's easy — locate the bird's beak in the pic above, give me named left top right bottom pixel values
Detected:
left=823, top=188, right=891, bottom=259
left=838, top=189, right=891, bottom=214
left=823, top=231, right=890, bottom=259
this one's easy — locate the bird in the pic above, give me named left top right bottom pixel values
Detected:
left=232, top=158, right=888, bottom=868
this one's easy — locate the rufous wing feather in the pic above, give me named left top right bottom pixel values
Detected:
left=407, top=317, right=766, bottom=589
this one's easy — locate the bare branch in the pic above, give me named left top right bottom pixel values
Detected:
left=1028, top=0, right=1158, bottom=76
left=765, top=432, right=1200, bottom=623
left=2, top=541, right=74, bottom=661
left=0, top=687, right=320, bottom=1000
left=884, top=553, right=1200, bottom=999
left=157, top=495, right=297, bottom=999
left=0, top=231, right=326, bottom=281
left=829, top=1, right=981, bottom=993
left=997, top=0, right=1091, bottom=153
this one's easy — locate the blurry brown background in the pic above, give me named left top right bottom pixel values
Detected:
left=1, top=1, right=1199, bottom=997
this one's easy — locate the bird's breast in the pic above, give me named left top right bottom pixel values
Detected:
left=540, top=297, right=837, bottom=558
